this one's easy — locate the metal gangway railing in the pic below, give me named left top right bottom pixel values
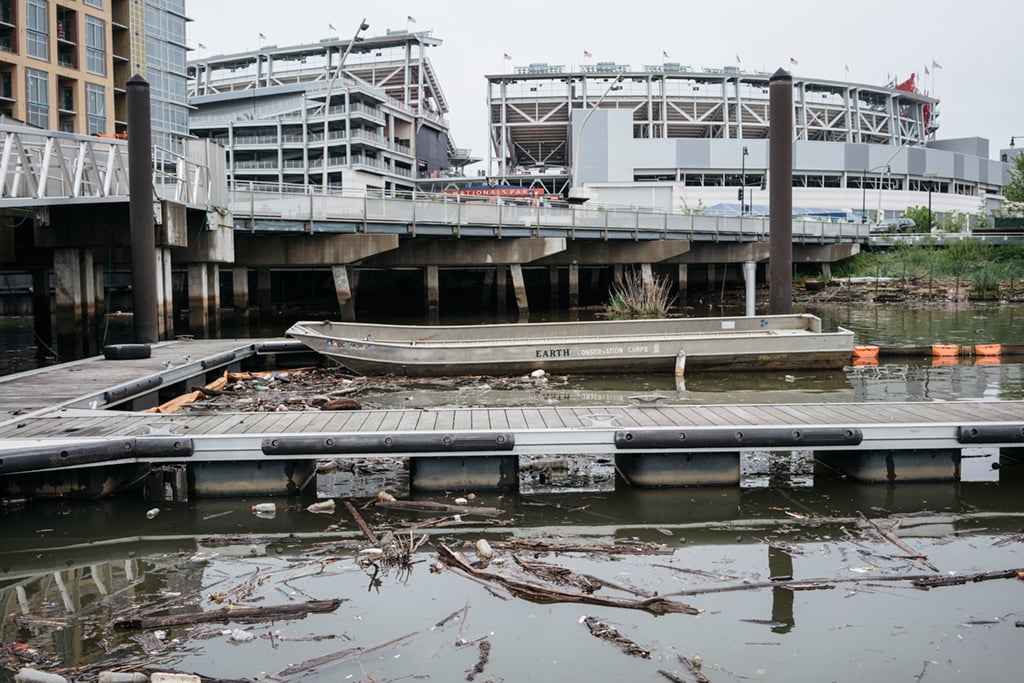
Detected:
left=0, top=124, right=214, bottom=209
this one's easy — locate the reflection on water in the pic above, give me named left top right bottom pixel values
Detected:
left=3, top=476, right=1024, bottom=681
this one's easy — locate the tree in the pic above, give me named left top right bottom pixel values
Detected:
left=903, top=205, right=933, bottom=231
left=1002, top=152, right=1024, bottom=215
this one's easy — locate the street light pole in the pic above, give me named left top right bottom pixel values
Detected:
left=923, top=171, right=937, bottom=230
left=321, top=18, right=369, bottom=192
left=570, top=73, right=623, bottom=201
left=740, top=146, right=748, bottom=215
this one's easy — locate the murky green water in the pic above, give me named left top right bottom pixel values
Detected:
left=3, top=477, right=1024, bottom=682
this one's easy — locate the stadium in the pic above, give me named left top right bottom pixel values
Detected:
left=481, top=61, right=1009, bottom=223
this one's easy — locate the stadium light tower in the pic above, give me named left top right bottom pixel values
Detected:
left=321, top=18, right=369, bottom=191
left=569, top=73, right=623, bottom=203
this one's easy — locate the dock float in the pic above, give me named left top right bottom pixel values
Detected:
left=0, top=340, right=1022, bottom=498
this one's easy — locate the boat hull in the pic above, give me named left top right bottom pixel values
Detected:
left=286, top=315, right=854, bottom=377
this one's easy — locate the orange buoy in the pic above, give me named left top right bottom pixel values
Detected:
left=931, top=344, right=959, bottom=357
left=974, top=343, right=1002, bottom=357
left=853, top=345, right=879, bottom=359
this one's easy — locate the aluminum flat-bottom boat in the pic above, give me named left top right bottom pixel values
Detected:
left=286, top=314, right=854, bottom=376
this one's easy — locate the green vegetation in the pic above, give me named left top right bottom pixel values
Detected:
left=830, top=243, right=1024, bottom=299
left=1002, top=152, right=1024, bottom=213
left=604, top=268, right=677, bottom=318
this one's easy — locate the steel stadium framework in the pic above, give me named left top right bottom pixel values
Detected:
left=484, top=62, right=1006, bottom=220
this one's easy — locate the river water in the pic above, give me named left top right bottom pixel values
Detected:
left=1, top=304, right=1023, bottom=682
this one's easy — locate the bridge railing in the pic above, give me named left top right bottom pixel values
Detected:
left=0, top=124, right=130, bottom=205
left=228, top=181, right=870, bottom=243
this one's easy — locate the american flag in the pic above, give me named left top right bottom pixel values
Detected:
left=583, top=50, right=592, bottom=58
left=789, top=57, right=798, bottom=65
left=663, top=50, right=670, bottom=60
left=504, top=53, right=512, bottom=61
left=198, top=42, right=207, bottom=49
left=259, top=32, right=267, bottom=40
left=329, top=23, right=336, bottom=31
left=407, top=15, right=416, bottom=23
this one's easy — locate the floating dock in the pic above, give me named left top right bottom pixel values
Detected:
left=0, top=339, right=1022, bottom=498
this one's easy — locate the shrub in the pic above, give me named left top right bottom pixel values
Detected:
left=604, top=268, right=677, bottom=318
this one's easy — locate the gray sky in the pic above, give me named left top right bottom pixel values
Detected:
left=188, top=0, right=1021, bottom=166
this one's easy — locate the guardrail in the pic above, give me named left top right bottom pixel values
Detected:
left=228, top=184, right=870, bottom=244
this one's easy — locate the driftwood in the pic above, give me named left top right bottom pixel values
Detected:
left=372, top=499, right=506, bottom=517
left=276, top=631, right=418, bottom=677
left=344, top=500, right=379, bottom=544
left=112, top=599, right=344, bottom=630
left=436, top=543, right=698, bottom=615
left=514, top=555, right=653, bottom=597
left=490, top=539, right=673, bottom=556
left=665, top=567, right=1024, bottom=598
left=859, top=512, right=939, bottom=572
left=465, top=639, right=491, bottom=681
left=583, top=616, right=650, bottom=658
left=912, top=568, right=1024, bottom=588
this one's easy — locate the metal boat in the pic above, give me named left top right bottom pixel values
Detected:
left=286, top=314, right=854, bottom=376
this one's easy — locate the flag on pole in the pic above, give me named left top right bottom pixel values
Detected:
left=259, top=32, right=267, bottom=40
left=407, top=15, right=416, bottom=23
left=329, top=23, right=336, bottom=31
left=931, top=59, right=942, bottom=70
left=503, top=52, right=511, bottom=61
left=924, top=64, right=930, bottom=75
left=736, top=53, right=741, bottom=64
left=789, top=57, right=798, bottom=65
left=663, top=50, right=670, bottom=60
left=198, top=42, right=207, bottom=49
left=583, top=50, right=592, bottom=58
left=844, top=64, right=849, bottom=74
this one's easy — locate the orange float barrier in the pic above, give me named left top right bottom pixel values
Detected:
left=931, top=344, right=959, bottom=357
left=853, top=345, right=879, bottom=359
left=974, top=343, right=1002, bottom=356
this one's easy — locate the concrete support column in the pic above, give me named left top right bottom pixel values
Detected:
left=677, top=263, right=688, bottom=297
left=496, top=266, right=507, bottom=314
left=548, top=266, right=559, bottom=310
left=481, top=269, right=495, bottom=309
left=257, top=268, right=273, bottom=318
left=207, top=263, right=221, bottom=338
left=425, top=265, right=440, bottom=321
left=31, top=268, right=52, bottom=348
left=93, top=260, right=106, bottom=343
left=568, top=263, right=579, bottom=311
left=743, top=260, right=757, bottom=317
left=510, top=264, right=529, bottom=318
left=641, top=263, right=654, bottom=290
left=331, top=265, right=356, bottom=321
left=821, top=263, right=832, bottom=279
left=160, top=249, right=174, bottom=338
left=707, top=264, right=716, bottom=292
left=80, top=249, right=96, bottom=354
left=187, top=263, right=210, bottom=337
left=613, top=264, right=623, bottom=286
left=232, top=267, right=250, bottom=316
left=53, top=248, right=84, bottom=358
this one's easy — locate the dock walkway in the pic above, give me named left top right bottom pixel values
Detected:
left=0, top=339, right=1021, bottom=490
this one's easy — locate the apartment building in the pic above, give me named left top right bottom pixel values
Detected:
left=0, top=0, right=188, bottom=153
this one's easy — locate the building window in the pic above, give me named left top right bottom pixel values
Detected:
left=87, top=82, right=105, bottom=134
left=26, top=0, right=48, bottom=61
left=85, top=15, right=105, bottom=75
left=26, top=68, right=48, bottom=128
left=83, top=0, right=102, bottom=7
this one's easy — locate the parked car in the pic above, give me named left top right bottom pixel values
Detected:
left=870, top=218, right=916, bottom=234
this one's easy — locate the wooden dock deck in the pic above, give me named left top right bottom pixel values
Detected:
left=0, top=339, right=1022, bottom=492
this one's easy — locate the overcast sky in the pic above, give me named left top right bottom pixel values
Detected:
left=188, top=0, right=1021, bottom=167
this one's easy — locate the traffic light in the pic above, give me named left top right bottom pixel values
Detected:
left=737, top=188, right=743, bottom=201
